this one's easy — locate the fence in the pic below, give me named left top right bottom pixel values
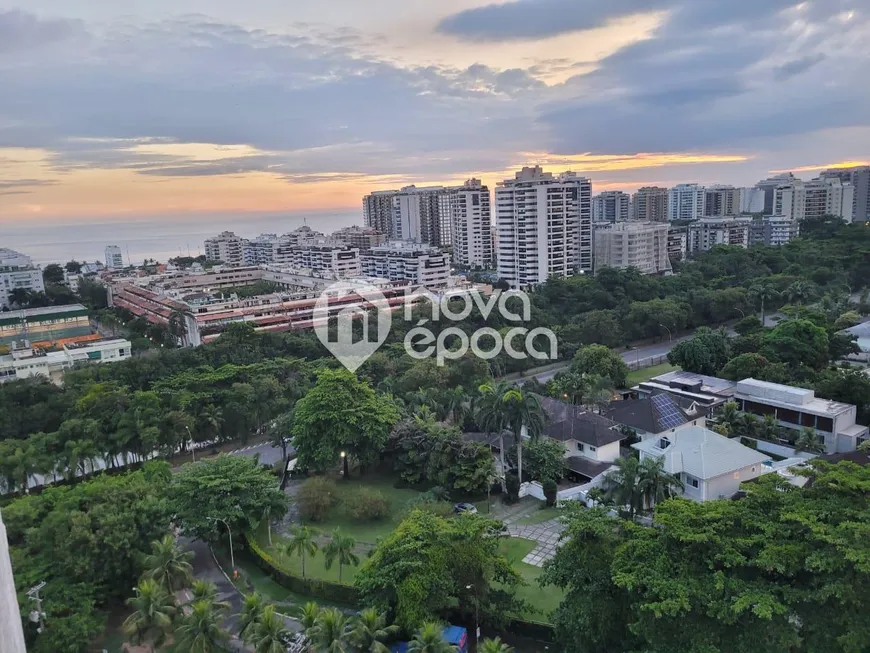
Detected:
left=625, top=353, right=669, bottom=372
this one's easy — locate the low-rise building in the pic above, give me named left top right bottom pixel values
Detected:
left=633, top=426, right=771, bottom=501
left=0, top=248, right=44, bottom=310
left=361, top=243, right=450, bottom=288
left=687, top=217, right=752, bottom=254
left=604, top=394, right=706, bottom=440
left=594, top=221, right=671, bottom=275
left=537, top=396, right=625, bottom=481
left=634, top=370, right=737, bottom=410
left=204, top=231, right=246, bottom=266
left=749, top=215, right=800, bottom=247
left=285, top=244, right=362, bottom=278
left=105, top=245, right=124, bottom=269
left=0, top=304, right=92, bottom=345
left=734, top=378, right=868, bottom=454
left=331, top=226, right=387, bottom=251
left=0, top=338, right=132, bottom=384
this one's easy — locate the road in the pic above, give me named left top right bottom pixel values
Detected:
left=228, top=441, right=287, bottom=467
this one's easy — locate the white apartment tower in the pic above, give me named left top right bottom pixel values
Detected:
left=703, top=185, right=742, bottom=217
left=594, top=222, right=671, bottom=275
left=361, top=243, right=450, bottom=288
left=0, top=248, right=45, bottom=310
left=495, top=166, right=592, bottom=289
left=687, top=217, right=753, bottom=254
left=668, top=184, right=705, bottom=221
left=105, top=245, right=124, bottom=269
left=450, top=179, right=493, bottom=268
left=804, top=178, right=854, bottom=222
left=204, top=231, right=246, bottom=267
left=592, top=191, right=631, bottom=222
left=632, top=186, right=669, bottom=222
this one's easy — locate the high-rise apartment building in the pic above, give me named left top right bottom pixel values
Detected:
left=362, top=191, right=396, bottom=237
left=450, top=179, right=493, bottom=268
left=632, top=186, right=669, bottom=222
left=749, top=216, right=800, bottom=247
left=851, top=167, right=870, bottom=223
left=703, top=185, right=742, bottom=217
left=755, top=173, right=797, bottom=215
left=668, top=184, right=705, bottom=221
left=105, top=245, right=124, bottom=269
left=773, top=182, right=806, bottom=222
left=286, top=244, right=361, bottom=277
left=804, top=178, right=854, bottom=222
left=495, top=166, right=592, bottom=289
left=738, top=187, right=766, bottom=213
left=0, top=248, right=45, bottom=310
left=204, top=231, right=246, bottom=266
left=592, top=191, right=631, bottom=223
left=331, top=226, right=387, bottom=251
left=594, top=222, right=671, bottom=275
left=687, top=217, right=752, bottom=253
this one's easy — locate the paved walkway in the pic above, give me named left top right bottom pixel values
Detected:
left=506, top=519, right=565, bottom=567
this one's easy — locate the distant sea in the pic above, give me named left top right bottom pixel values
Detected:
left=0, top=209, right=361, bottom=266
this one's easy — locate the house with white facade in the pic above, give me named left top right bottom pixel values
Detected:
left=537, top=396, right=625, bottom=481
left=632, top=426, right=771, bottom=502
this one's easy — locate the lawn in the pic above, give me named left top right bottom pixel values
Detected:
left=516, top=506, right=562, bottom=526
left=499, top=538, right=563, bottom=622
left=626, top=362, right=679, bottom=386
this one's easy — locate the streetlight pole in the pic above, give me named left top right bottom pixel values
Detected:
left=207, top=517, right=234, bottom=571
left=735, top=308, right=745, bottom=319
left=466, top=584, right=480, bottom=648
left=340, top=451, right=349, bottom=480
left=659, top=323, right=672, bottom=343
left=185, top=426, right=195, bottom=463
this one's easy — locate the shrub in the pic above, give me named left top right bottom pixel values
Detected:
left=297, top=476, right=338, bottom=522
left=504, top=473, right=520, bottom=504
left=543, top=479, right=558, bottom=507
left=402, top=495, right=453, bottom=519
left=343, top=488, right=390, bottom=521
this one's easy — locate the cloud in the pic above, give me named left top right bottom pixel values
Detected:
left=0, top=9, right=85, bottom=54
left=773, top=53, right=827, bottom=81
left=0, top=178, right=58, bottom=196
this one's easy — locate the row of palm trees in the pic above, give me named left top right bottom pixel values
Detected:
left=298, top=604, right=513, bottom=653
left=714, top=401, right=827, bottom=453
left=598, top=456, right=684, bottom=520
left=284, top=526, right=360, bottom=582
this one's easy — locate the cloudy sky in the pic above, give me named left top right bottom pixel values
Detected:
left=1, top=0, right=868, bottom=221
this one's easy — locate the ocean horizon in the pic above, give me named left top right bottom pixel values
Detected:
left=0, top=209, right=362, bottom=266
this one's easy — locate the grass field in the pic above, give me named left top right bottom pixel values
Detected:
left=516, top=506, right=562, bottom=526
left=626, top=362, right=679, bottom=386
left=499, top=538, right=563, bottom=622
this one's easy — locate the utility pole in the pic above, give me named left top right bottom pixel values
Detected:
left=0, top=510, right=27, bottom=653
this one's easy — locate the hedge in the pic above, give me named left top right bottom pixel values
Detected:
left=245, top=534, right=360, bottom=605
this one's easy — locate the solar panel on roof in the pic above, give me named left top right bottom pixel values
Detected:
left=651, top=394, right=688, bottom=430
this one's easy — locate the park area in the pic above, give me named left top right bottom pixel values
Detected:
left=251, top=470, right=565, bottom=623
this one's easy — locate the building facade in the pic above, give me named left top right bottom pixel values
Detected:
left=450, top=179, right=493, bottom=269
left=666, top=226, right=688, bottom=262
left=204, top=231, right=246, bottom=266
left=668, top=183, right=705, bottom=221
left=495, top=166, right=592, bottom=288
left=0, top=338, right=132, bottom=384
left=0, top=248, right=45, bottom=310
left=804, top=177, right=854, bottom=222
left=755, top=173, right=797, bottom=215
left=361, top=243, right=450, bottom=288
left=594, top=222, right=671, bottom=275
left=592, top=191, right=630, bottom=223
left=703, top=185, right=741, bottom=217
left=687, top=217, right=752, bottom=253
left=285, top=245, right=362, bottom=277
left=749, top=216, right=800, bottom=247
left=331, top=226, right=387, bottom=251
left=632, top=186, right=669, bottom=222
left=104, top=245, right=124, bottom=269
left=362, top=191, right=396, bottom=237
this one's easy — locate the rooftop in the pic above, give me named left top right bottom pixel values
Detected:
left=536, top=395, right=624, bottom=447
left=0, top=303, right=87, bottom=318
left=640, top=371, right=737, bottom=397
left=604, top=394, right=694, bottom=435
left=633, top=426, right=770, bottom=480
left=736, top=378, right=854, bottom=415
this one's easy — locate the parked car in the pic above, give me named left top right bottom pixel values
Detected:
left=453, top=502, right=478, bottom=515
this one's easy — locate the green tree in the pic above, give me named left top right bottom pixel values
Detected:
left=637, top=456, right=683, bottom=509
left=189, top=580, right=230, bottom=611
left=350, top=607, right=400, bottom=653
left=309, top=607, right=351, bottom=653
left=43, top=263, right=65, bottom=285
left=666, top=327, right=731, bottom=376
left=475, top=381, right=512, bottom=486
left=239, top=592, right=267, bottom=643
left=762, top=318, right=830, bottom=370
left=523, top=437, right=565, bottom=483
left=251, top=605, right=291, bottom=653
left=356, top=510, right=526, bottom=631
left=298, top=601, right=321, bottom=634
left=171, top=455, right=288, bottom=543
left=571, top=344, right=630, bottom=388
left=285, top=526, right=319, bottom=579
left=293, top=369, right=400, bottom=475
left=795, top=427, right=826, bottom=454
left=719, top=353, right=775, bottom=381
left=749, top=282, right=779, bottom=326
left=141, top=535, right=194, bottom=594
left=323, top=528, right=360, bottom=583
left=602, top=456, right=644, bottom=519
left=408, top=622, right=455, bottom=653
left=478, top=637, right=513, bottom=653
left=173, top=599, right=229, bottom=653
left=123, top=579, right=177, bottom=652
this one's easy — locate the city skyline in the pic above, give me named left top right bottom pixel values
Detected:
left=1, top=1, right=869, bottom=220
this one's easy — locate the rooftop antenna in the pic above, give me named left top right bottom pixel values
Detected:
left=126, top=245, right=131, bottom=267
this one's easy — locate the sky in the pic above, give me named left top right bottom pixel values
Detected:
left=1, top=0, right=869, bottom=222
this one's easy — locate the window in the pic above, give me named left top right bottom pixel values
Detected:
left=684, top=474, right=699, bottom=489
left=589, top=446, right=597, bottom=452
left=575, top=442, right=584, bottom=452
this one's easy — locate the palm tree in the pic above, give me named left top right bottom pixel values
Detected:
left=189, top=580, right=230, bottom=611
left=602, top=456, right=644, bottom=520
left=309, top=607, right=351, bottom=653
left=350, top=608, right=400, bottom=653
left=141, top=535, right=194, bottom=594
left=478, top=637, right=513, bottom=653
left=285, top=526, right=319, bottom=579
left=239, top=592, right=267, bottom=643
left=251, top=605, right=291, bottom=653
left=441, top=386, right=470, bottom=425
left=199, top=404, right=224, bottom=443
left=749, top=283, right=779, bottom=326
left=122, top=579, right=177, bottom=652
left=408, top=622, right=455, bottom=653
left=322, top=528, right=360, bottom=583
left=795, top=428, right=826, bottom=454
left=173, top=599, right=229, bottom=653
left=758, top=414, right=780, bottom=442
left=716, top=401, right=741, bottom=432
left=738, top=413, right=759, bottom=439
left=298, top=601, right=321, bottom=637
left=475, top=381, right=511, bottom=487
left=785, top=280, right=814, bottom=306
left=638, top=456, right=683, bottom=510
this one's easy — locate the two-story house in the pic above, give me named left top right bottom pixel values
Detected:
left=604, top=394, right=707, bottom=441
left=632, top=425, right=772, bottom=502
